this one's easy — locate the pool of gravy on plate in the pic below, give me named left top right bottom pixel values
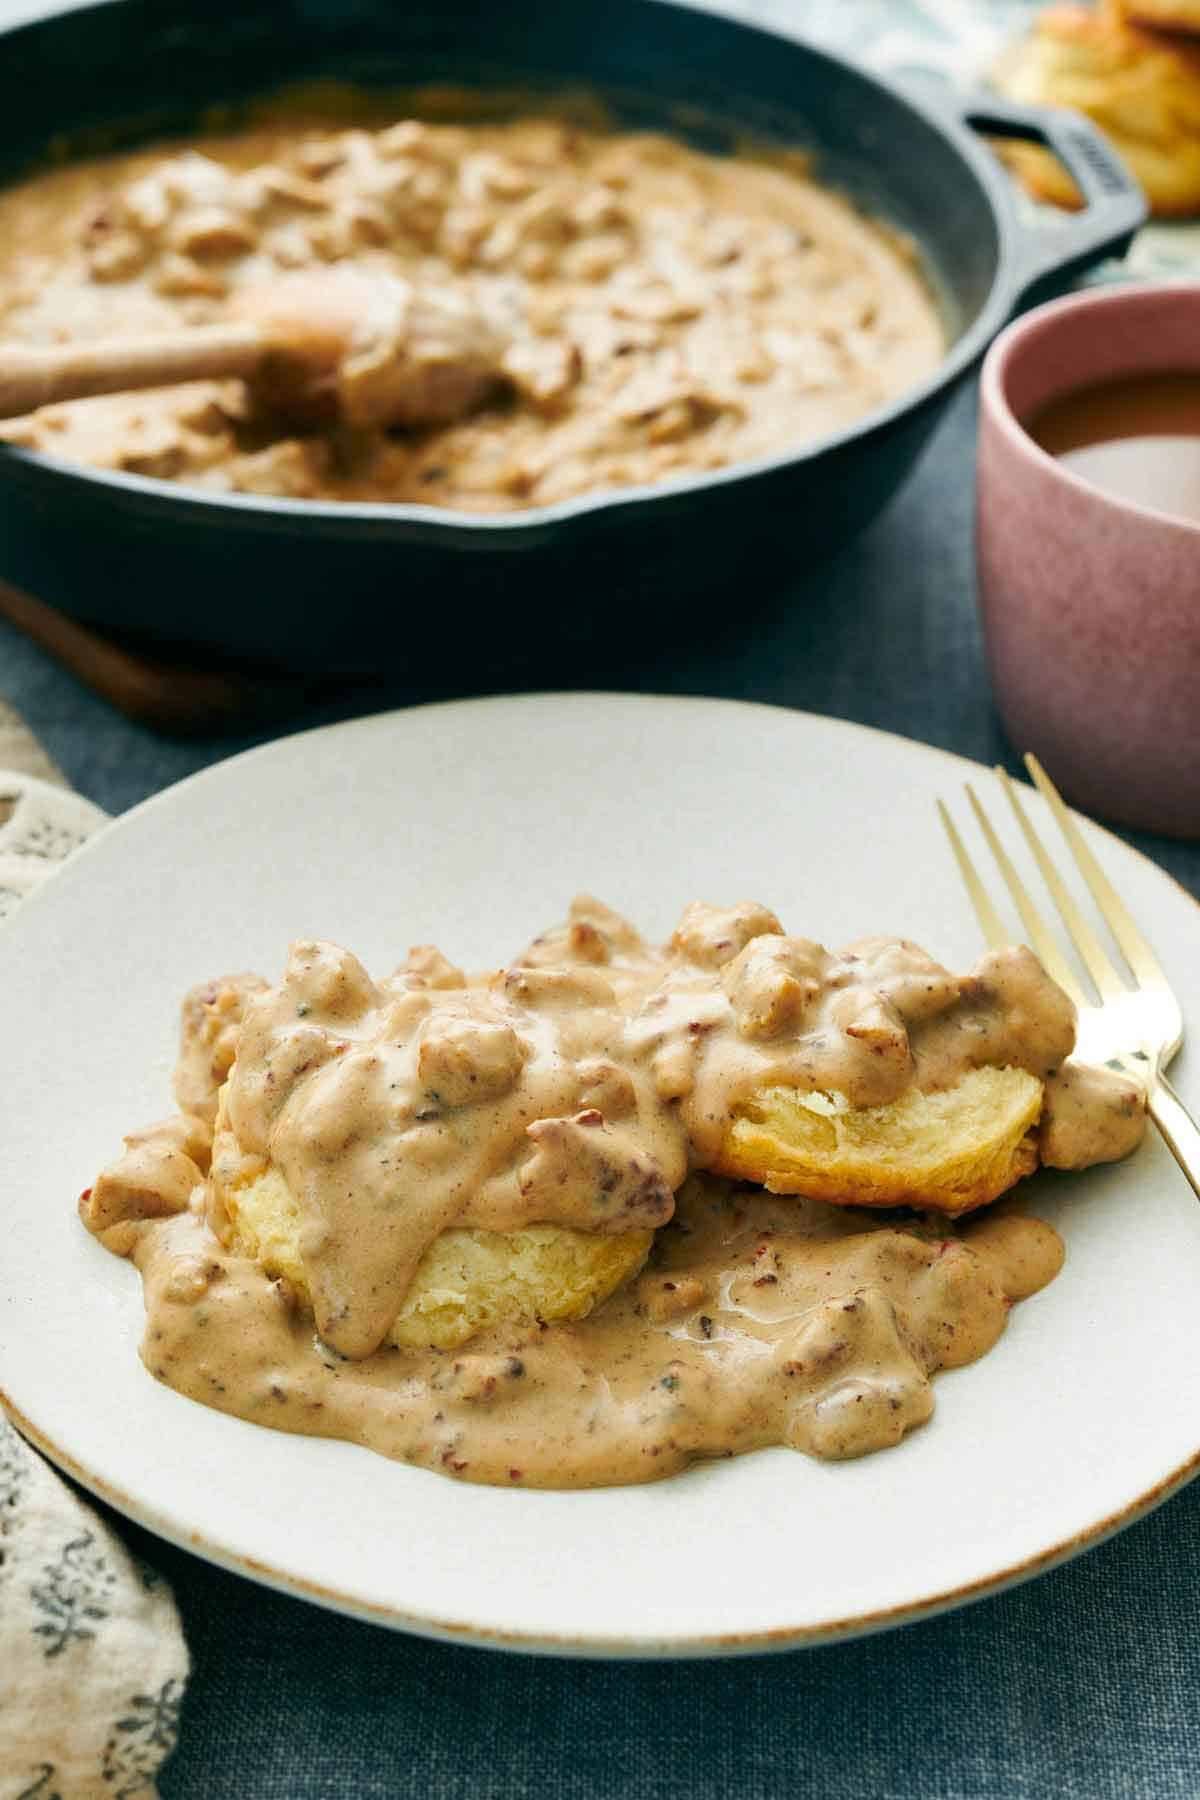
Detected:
left=82, top=898, right=1143, bottom=1488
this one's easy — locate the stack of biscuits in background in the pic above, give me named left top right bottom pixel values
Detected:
left=994, top=0, right=1200, bottom=216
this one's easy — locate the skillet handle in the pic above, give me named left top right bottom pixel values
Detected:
left=953, top=95, right=1147, bottom=297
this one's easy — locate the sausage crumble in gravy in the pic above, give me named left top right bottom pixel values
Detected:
left=81, top=898, right=1144, bottom=1489
left=0, top=108, right=944, bottom=508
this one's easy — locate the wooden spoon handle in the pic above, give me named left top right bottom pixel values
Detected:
left=0, top=321, right=267, bottom=417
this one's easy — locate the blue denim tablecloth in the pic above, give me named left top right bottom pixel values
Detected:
left=2, top=1, right=1200, bottom=1791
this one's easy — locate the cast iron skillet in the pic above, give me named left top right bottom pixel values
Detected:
left=0, top=0, right=1145, bottom=674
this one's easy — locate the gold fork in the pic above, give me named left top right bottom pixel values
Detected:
left=937, top=753, right=1200, bottom=1199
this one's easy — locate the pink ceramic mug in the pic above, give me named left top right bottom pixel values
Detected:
left=977, top=282, right=1200, bottom=838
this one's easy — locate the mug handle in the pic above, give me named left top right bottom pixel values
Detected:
left=951, top=95, right=1147, bottom=296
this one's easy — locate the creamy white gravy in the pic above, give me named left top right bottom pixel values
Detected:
left=0, top=104, right=944, bottom=509
left=81, top=897, right=1144, bottom=1487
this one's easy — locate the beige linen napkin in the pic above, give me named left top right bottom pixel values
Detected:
left=0, top=702, right=189, bottom=1800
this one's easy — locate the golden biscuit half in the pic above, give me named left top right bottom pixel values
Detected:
left=715, top=1065, right=1044, bottom=1217
left=1119, top=0, right=1200, bottom=34
left=222, top=1160, right=653, bottom=1352
left=993, top=2, right=1200, bottom=216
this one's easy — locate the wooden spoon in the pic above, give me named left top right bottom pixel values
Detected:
left=0, top=269, right=508, bottom=430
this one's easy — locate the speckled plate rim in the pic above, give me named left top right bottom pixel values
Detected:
left=5, top=1388, right=1200, bottom=1660
left=1, top=694, right=1197, bottom=1659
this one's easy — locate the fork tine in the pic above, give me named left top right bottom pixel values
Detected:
left=936, top=800, right=1009, bottom=950
left=965, top=783, right=1089, bottom=1009
left=997, top=768, right=1127, bottom=1002
left=1025, top=753, right=1169, bottom=990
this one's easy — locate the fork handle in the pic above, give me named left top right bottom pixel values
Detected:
left=1149, top=1076, right=1200, bottom=1202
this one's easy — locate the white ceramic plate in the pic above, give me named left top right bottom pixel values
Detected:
left=2, top=694, right=1198, bottom=1657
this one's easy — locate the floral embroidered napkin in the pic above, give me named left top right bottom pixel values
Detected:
left=0, top=1423, right=189, bottom=1800
left=0, top=703, right=188, bottom=1800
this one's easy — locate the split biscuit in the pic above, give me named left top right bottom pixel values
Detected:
left=993, top=2, right=1200, bottom=217
left=716, top=1065, right=1045, bottom=1217
left=220, top=1154, right=654, bottom=1353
